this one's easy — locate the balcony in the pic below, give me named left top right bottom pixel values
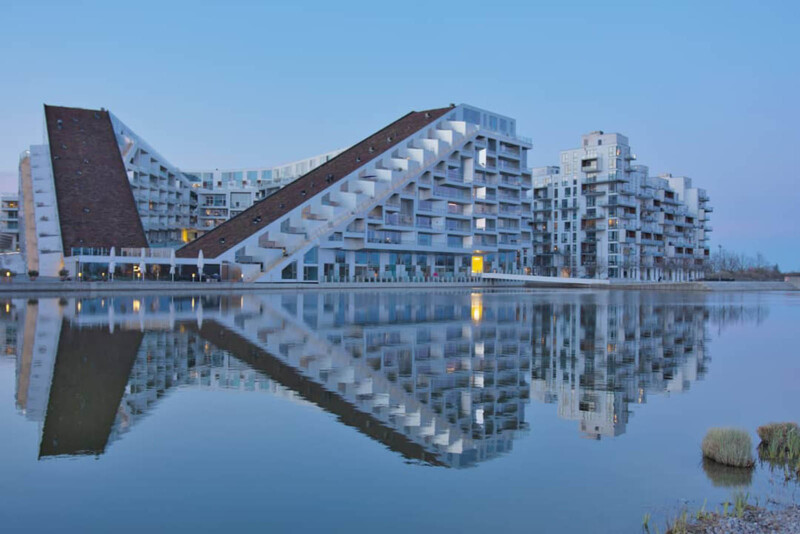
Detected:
left=444, top=220, right=471, bottom=233
left=367, top=231, right=408, bottom=245
left=498, top=191, right=519, bottom=202
left=498, top=236, right=520, bottom=246
left=582, top=187, right=604, bottom=196
left=384, top=213, right=414, bottom=227
left=499, top=206, right=521, bottom=216
left=499, top=160, right=520, bottom=172
left=433, top=186, right=471, bottom=201
left=499, top=176, right=521, bottom=187
left=446, top=168, right=465, bottom=183
left=473, top=222, right=496, bottom=233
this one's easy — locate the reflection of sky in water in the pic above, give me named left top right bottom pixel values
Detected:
left=0, top=290, right=795, bottom=533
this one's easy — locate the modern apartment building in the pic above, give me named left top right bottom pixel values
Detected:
left=17, top=105, right=345, bottom=275
left=0, top=193, right=19, bottom=251
left=177, top=104, right=536, bottom=283
left=18, top=107, right=149, bottom=277
left=16, top=104, right=711, bottom=283
left=184, top=150, right=347, bottom=234
left=185, top=149, right=345, bottom=197
left=531, top=131, right=711, bottom=281
left=114, top=115, right=345, bottom=244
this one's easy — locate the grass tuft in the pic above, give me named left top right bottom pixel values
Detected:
left=757, top=421, right=800, bottom=481
left=701, top=428, right=754, bottom=468
left=733, top=491, right=749, bottom=519
left=756, top=422, right=799, bottom=443
left=666, top=509, right=689, bottom=534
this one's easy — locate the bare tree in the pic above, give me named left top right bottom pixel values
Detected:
left=585, top=258, right=608, bottom=279
left=709, top=246, right=781, bottom=280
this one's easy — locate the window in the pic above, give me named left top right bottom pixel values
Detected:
left=304, top=247, right=318, bottom=264
left=464, top=108, right=481, bottom=125
left=303, top=266, right=318, bottom=281
left=281, top=262, right=297, bottom=280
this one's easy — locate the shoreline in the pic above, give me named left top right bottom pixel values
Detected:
left=0, top=279, right=795, bottom=296
left=667, top=502, right=800, bottom=533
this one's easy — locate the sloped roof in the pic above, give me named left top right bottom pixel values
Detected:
left=44, top=105, right=148, bottom=253
left=177, top=105, right=453, bottom=258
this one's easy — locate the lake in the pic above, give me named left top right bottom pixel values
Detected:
left=0, top=289, right=797, bottom=532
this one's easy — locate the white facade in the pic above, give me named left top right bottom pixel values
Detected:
left=110, top=113, right=197, bottom=246
left=531, top=131, right=711, bottom=281
left=0, top=193, right=19, bottom=251
left=111, top=115, right=346, bottom=245
left=17, top=106, right=352, bottom=261
left=15, top=105, right=712, bottom=283
left=185, top=148, right=345, bottom=198
left=18, top=146, right=64, bottom=276
left=211, top=104, right=536, bottom=283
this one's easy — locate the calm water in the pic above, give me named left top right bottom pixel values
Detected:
left=0, top=289, right=797, bottom=533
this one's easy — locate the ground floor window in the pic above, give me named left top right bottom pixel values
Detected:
left=282, top=261, right=297, bottom=280
left=303, top=266, right=318, bottom=281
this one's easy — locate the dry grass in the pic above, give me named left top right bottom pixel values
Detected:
left=701, top=428, right=754, bottom=468
left=757, top=422, right=799, bottom=443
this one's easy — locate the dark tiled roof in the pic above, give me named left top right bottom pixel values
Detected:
left=177, top=105, right=453, bottom=258
left=44, top=105, right=148, bottom=254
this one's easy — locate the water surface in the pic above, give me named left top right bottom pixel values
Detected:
left=0, top=289, right=797, bottom=532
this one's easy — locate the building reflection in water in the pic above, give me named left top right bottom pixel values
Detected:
left=0, top=291, right=767, bottom=467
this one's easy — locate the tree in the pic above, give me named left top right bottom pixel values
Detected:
left=584, top=258, right=607, bottom=279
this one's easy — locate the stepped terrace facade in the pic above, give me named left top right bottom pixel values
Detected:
left=15, top=103, right=710, bottom=283
left=177, top=104, right=536, bottom=283
left=17, top=105, right=340, bottom=276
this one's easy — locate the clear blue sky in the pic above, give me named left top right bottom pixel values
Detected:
left=1, top=0, right=798, bottom=269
